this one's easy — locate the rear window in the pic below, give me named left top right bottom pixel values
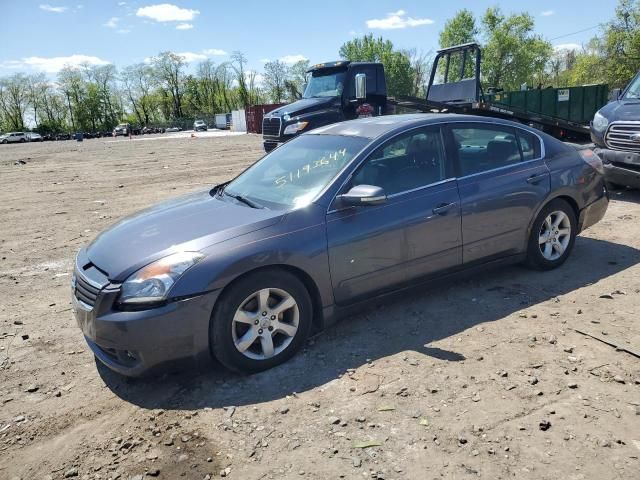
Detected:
left=517, top=130, right=542, bottom=160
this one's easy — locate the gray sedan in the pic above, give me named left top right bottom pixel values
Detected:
left=72, top=114, right=609, bottom=376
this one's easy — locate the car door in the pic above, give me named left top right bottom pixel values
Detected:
left=326, top=125, right=462, bottom=304
left=448, top=123, right=550, bottom=264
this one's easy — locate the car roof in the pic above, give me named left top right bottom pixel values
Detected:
left=307, top=113, right=535, bottom=140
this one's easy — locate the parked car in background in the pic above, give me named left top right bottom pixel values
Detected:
left=165, top=126, right=181, bottom=132
left=591, top=70, right=640, bottom=189
left=71, top=114, right=608, bottom=377
left=27, top=132, right=43, bottom=142
left=56, top=133, right=71, bottom=141
left=113, top=123, right=130, bottom=136
left=1, top=132, right=27, bottom=144
left=193, top=120, right=208, bottom=132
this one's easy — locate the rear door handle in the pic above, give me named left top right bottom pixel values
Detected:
left=432, top=202, right=457, bottom=215
left=526, top=173, right=547, bottom=185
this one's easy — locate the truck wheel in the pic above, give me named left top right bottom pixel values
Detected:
left=210, top=269, right=313, bottom=374
left=525, top=199, right=577, bottom=270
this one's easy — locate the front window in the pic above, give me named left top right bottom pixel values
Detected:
left=303, top=68, right=347, bottom=99
left=622, top=73, right=640, bottom=99
left=223, top=134, right=368, bottom=209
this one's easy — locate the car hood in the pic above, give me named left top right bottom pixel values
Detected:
left=268, top=97, right=338, bottom=118
left=86, top=189, right=285, bottom=281
left=599, top=99, right=640, bottom=121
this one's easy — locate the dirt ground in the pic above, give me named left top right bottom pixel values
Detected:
left=0, top=133, right=639, bottom=480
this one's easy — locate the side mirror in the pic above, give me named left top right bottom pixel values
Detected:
left=609, top=87, right=622, bottom=101
left=355, top=73, right=367, bottom=100
left=337, top=185, right=386, bottom=207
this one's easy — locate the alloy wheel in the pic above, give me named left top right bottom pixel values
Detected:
left=538, top=210, right=571, bottom=261
left=231, top=287, right=299, bottom=360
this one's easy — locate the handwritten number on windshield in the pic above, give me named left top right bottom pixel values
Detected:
left=274, top=148, right=347, bottom=187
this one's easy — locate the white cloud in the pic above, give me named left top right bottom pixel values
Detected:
left=176, top=23, right=193, bottom=30
left=144, top=49, right=226, bottom=64
left=136, top=3, right=199, bottom=22
left=118, top=1, right=126, bottom=5
left=117, top=29, right=131, bottom=34
left=260, top=58, right=271, bottom=64
left=541, top=10, right=555, bottom=16
left=279, top=54, right=308, bottom=65
left=554, top=43, right=581, bottom=52
left=174, top=51, right=207, bottom=63
left=39, top=4, right=68, bottom=13
left=2, top=54, right=110, bottom=73
left=202, top=48, right=227, bottom=56
left=104, top=17, right=119, bottom=28
left=366, top=10, right=433, bottom=30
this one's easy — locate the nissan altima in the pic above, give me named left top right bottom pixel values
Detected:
left=72, top=114, right=609, bottom=376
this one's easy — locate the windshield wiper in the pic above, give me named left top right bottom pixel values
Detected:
left=223, top=191, right=264, bottom=209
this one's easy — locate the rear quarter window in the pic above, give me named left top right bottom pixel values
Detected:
left=517, top=130, right=542, bottom=160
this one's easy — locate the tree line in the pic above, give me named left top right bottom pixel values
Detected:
left=1, top=0, right=638, bottom=133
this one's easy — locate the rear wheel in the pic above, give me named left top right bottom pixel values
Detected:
left=210, top=270, right=312, bottom=373
left=525, top=199, right=577, bottom=270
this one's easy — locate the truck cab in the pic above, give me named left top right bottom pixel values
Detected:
left=262, top=61, right=387, bottom=152
left=590, top=71, right=640, bottom=188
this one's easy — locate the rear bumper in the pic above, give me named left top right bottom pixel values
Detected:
left=594, top=147, right=640, bottom=188
left=578, top=192, right=609, bottom=233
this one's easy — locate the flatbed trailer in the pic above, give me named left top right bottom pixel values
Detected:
left=389, top=43, right=609, bottom=141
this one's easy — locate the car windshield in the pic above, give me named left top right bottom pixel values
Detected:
left=622, top=73, right=640, bottom=99
left=303, top=68, right=347, bottom=98
left=223, top=134, right=368, bottom=209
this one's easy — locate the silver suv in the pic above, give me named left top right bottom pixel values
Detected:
left=0, top=132, right=27, bottom=144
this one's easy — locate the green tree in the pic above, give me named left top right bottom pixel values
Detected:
left=439, top=9, right=478, bottom=47
left=602, top=0, right=640, bottom=88
left=481, top=7, right=552, bottom=90
left=263, top=60, right=289, bottom=103
left=339, top=34, right=414, bottom=97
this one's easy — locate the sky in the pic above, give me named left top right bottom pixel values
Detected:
left=0, top=0, right=622, bottom=78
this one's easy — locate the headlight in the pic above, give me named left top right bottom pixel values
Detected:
left=592, top=112, right=609, bottom=132
left=283, top=121, right=309, bottom=135
left=119, top=252, right=204, bottom=305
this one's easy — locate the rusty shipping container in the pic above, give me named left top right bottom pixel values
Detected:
left=246, top=103, right=286, bottom=134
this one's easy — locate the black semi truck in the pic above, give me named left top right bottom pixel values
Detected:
left=262, top=43, right=609, bottom=151
left=262, top=61, right=387, bottom=152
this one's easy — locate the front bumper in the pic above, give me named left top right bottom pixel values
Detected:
left=594, top=147, right=640, bottom=188
left=73, top=282, right=220, bottom=377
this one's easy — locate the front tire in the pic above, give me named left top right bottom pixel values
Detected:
left=525, top=199, right=577, bottom=270
left=210, top=270, right=313, bottom=374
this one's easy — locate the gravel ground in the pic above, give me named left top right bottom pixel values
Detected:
left=0, top=133, right=639, bottom=480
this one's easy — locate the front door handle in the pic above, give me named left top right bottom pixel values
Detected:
left=432, top=202, right=457, bottom=215
left=526, top=173, right=547, bottom=185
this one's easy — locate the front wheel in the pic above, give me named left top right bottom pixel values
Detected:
left=525, top=199, right=577, bottom=270
left=210, top=270, right=313, bottom=374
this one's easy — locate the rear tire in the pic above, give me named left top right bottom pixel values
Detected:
left=210, top=269, right=312, bottom=374
left=525, top=199, right=577, bottom=270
